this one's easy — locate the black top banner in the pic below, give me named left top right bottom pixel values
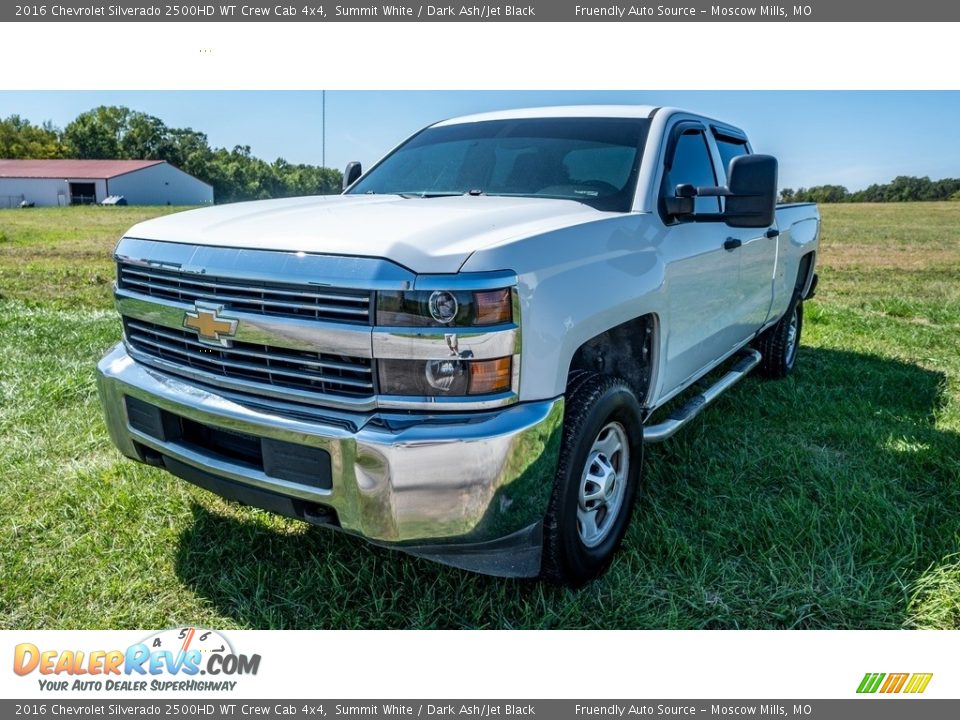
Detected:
left=4, top=0, right=958, bottom=22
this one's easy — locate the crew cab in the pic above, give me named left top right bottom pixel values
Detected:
left=97, top=106, right=819, bottom=585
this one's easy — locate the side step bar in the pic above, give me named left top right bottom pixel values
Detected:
left=644, top=349, right=762, bottom=443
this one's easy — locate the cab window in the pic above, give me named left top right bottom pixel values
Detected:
left=661, top=128, right=720, bottom=216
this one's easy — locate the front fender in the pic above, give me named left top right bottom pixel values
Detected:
left=461, top=214, right=667, bottom=401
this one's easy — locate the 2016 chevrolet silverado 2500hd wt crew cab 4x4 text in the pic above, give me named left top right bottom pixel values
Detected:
left=97, top=106, right=820, bottom=586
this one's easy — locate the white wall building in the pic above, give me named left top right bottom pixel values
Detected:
left=0, top=159, right=214, bottom=207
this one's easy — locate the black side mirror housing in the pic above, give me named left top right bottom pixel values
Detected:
left=723, top=154, right=778, bottom=228
left=663, top=193, right=694, bottom=217
left=342, top=161, right=362, bottom=192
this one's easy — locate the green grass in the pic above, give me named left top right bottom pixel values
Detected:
left=0, top=206, right=187, bottom=308
left=1, top=203, right=959, bottom=629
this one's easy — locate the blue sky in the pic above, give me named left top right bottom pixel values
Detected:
left=2, top=90, right=959, bottom=190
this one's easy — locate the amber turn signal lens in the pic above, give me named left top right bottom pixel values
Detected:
left=473, top=288, right=512, bottom=325
left=468, top=357, right=512, bottom=395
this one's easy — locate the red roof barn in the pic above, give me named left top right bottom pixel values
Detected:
left=0, top=159, right=213, bottom=207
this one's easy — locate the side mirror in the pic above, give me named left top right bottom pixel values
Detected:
left=665, top=155, right=778, bottom=228
left=342, top=161, right=362, bottom=191
left=664, top=184, right=695, bottom=217
left=723, top=154, right=777, bottom=228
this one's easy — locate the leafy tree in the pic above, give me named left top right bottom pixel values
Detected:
left=120, top=112, right=176, bottom=160
left=166, top=128, right=213, bottom=177
left=848, top=176, right=960, bottom=202
left=55, top=105, right=344, bottom=202
left=0, top=115, right=66, bottom=158
left=817, top=185, right=848, bottom=203
left=790, top=185, right=851, bottom=203
left=271, top=158, right=341, bottom=196
left=63, top=106, right=130, bottom=159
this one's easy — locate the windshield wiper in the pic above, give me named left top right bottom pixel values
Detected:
left=396, top=191, right=466, bottom=199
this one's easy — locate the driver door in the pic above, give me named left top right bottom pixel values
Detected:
left=657, top=123, right=745, bottom=396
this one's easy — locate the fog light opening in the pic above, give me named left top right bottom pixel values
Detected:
left=425, top=358, right=465, bottom=392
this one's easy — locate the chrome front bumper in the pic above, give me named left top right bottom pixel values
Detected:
left=96, top=343, right=563, bottom=577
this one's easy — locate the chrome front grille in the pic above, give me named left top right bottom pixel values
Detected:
left=118, top=264, right=372, bottom=324
left=124, top=318, right=375, bottom=399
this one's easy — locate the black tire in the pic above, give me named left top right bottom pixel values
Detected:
left=541, top=372, right=644, bottom=587
left=754, top=294, right=803, bottom=379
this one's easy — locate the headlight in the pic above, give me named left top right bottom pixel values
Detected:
left=376, top=288, right=512, bottom=327
left=378, top=357, right=513, bottom=397
left=374, top=279, right=518, bottom=403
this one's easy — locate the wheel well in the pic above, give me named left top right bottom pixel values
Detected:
left=795, top=252, right=815, bottom=295
left=568, top=314, right=656, bottom=407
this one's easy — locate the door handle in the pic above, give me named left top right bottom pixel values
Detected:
left=723, top=237, right=742, bottom=251
left=765, top=228, right=780, bottom=238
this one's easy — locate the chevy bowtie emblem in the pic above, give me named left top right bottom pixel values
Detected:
left=183, top=302, right=238, bottom=346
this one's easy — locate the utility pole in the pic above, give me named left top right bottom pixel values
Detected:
left=322, top=90, right=326, bottom=168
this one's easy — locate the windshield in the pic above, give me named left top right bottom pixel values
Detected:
left=347, top=117, right=651, bottom=212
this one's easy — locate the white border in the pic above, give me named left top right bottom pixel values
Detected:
left=0, top=22, right=956, bottom=90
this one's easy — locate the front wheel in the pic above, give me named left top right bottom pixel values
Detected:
left=541, top=373, right=643, bottom=587
left=754, top=295, right=804, bottom=379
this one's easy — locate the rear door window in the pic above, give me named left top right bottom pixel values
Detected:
left=714, top=133, right=750, bottom=177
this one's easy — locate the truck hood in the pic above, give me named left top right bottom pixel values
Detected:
left=125, top=194, right=608, bottom=274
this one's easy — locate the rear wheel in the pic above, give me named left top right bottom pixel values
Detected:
left=541, top=373, right=643, bottom=587
left=755, top=294, right=803, bottom=379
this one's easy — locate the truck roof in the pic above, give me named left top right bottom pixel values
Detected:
left=432, top=105, right=662, bottom=126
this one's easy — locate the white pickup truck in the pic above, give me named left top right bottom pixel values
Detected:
left=97, top=106, right=819, bottom=585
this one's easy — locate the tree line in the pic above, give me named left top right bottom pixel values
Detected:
left=780, top=176, right=960, bottom=204
left=0, top=106, right=342, bottom=203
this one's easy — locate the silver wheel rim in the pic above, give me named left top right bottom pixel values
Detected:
left=785, top=305, right=799, bottom=367
left=577, top=421, right=630, bottom=548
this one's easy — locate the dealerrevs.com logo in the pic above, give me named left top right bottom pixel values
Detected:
left=13, top=627, right=261, bottom=692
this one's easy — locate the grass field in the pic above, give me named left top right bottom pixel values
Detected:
left=1, top=203, right=958, bottom=629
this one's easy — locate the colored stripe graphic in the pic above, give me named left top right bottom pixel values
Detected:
left=857, top=673, right=885, bottom=693
left=880, top=673, right=909, bottom=693
left=904, top=674, right=934, bottom=694
left=857, top=672, right=932, bottom=694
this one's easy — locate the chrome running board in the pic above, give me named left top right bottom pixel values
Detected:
left=644, top=348, right=762, bottom=443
